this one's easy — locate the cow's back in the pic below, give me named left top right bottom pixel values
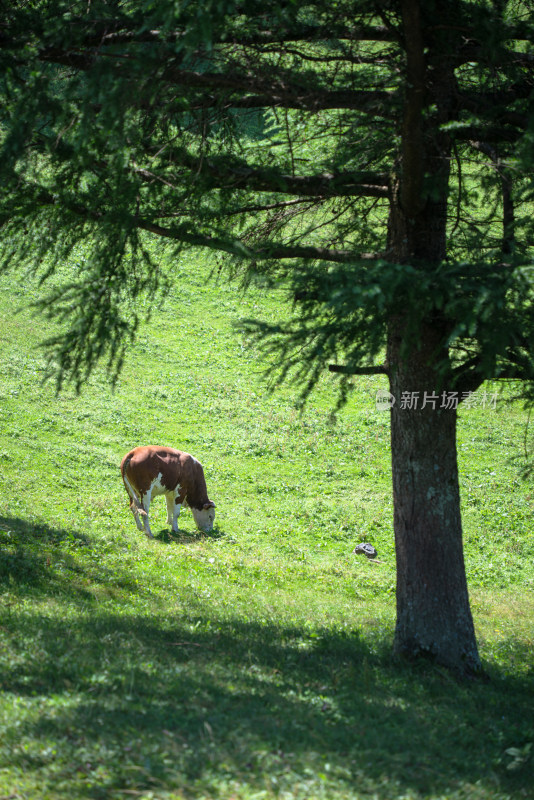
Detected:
left=121, top=446, right=197, bottom=497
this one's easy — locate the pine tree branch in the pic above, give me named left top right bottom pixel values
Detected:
left=160, top=67, right=394, bottom=113
left=133, top=153, right=390, bottom=199
left=450, top=357, right=485, bottom=395
left=14, top=180, right=379, bottom=264
left=222, top=23, right=398, bottom=45
left=33, top=133, right=390, bottom=202
left=35, top=45, right=395, bottom=115
left=187, top=89, right=394, bottom=114
left=328, top=364, right=388, bottom=375
left=136, top=218, right=380, bottom=263
left=452, top=351, right=534, bottom=395
left=451, top=125, right=526, bottom=144
left=1, top=20, right=398, bottom=50
left=459, top=92, right=529, bottom=129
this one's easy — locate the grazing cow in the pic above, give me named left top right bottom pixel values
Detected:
left=120, top=446, right=216, bottom=537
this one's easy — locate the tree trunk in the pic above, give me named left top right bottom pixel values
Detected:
left=387, top=321, right=482, bottom=676
left=383, top=0, right=483, bottom=677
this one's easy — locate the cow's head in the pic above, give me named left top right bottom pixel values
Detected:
left=192, top=500, right=216, bottom=532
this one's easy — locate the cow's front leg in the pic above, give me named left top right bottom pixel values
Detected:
left=166, top=491, right=181, bottom=532
left=166, top=494, right=174, bottom=527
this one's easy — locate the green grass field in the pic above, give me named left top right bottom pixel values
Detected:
left=0, top=247, right=533, bottom=799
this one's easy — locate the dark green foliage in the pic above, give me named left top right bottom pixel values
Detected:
left=242, top=257, right=534, bottom=404
left=1, top=0, right=533, bottom=395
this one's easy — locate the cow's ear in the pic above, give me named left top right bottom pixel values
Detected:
left=203, top=501, right=215, bottom=509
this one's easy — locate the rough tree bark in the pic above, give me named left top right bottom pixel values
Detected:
left=387, top=321, right=482, bottom=674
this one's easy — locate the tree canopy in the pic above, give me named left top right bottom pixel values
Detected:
left=1, top=0, right=533, bottom=675
left=2, top=0, right=533, bottom=391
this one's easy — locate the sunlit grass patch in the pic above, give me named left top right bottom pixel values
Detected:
left=0, top=250, right=533, bottom=799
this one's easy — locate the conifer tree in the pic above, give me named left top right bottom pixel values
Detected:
left=1, top=0, right=533, bottom=675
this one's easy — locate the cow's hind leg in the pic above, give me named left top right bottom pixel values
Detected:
left=130, top=499, right=145, bottom=532
left=131, top=497, right=153, bottom=538
left=137, top=495, right=153, bottom=538
left=123, top=474, right=150, bottom=534
left=128, top=490, right=153, bottom=538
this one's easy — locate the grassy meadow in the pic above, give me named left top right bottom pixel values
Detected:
left=0, top=245, right=533, bottom=800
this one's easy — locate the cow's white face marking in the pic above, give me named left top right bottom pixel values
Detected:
left=192, top=504, right=216, bottom=532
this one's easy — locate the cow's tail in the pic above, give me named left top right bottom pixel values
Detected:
left=121, top=454, right=147, bottom=516
left=121, top=454, right=132, bottom=479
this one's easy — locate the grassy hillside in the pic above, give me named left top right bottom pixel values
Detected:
left=0, top=247, right=533, bottom=800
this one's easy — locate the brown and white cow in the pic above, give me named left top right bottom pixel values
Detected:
left=120, top=446, right=216, bottom=537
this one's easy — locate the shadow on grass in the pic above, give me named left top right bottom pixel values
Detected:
left=153, top=524, right=225, bottom=545
left=0, top=514, right=161, bottom=603
left=0, top=514, right=223, bottom=607
left=0, top=617, right=532, bottom=798
left=1, top=516, right=533, bottom=800
left=0, top=514, right=92, bottom=547
left=0, top=514, right=97, bottom=599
